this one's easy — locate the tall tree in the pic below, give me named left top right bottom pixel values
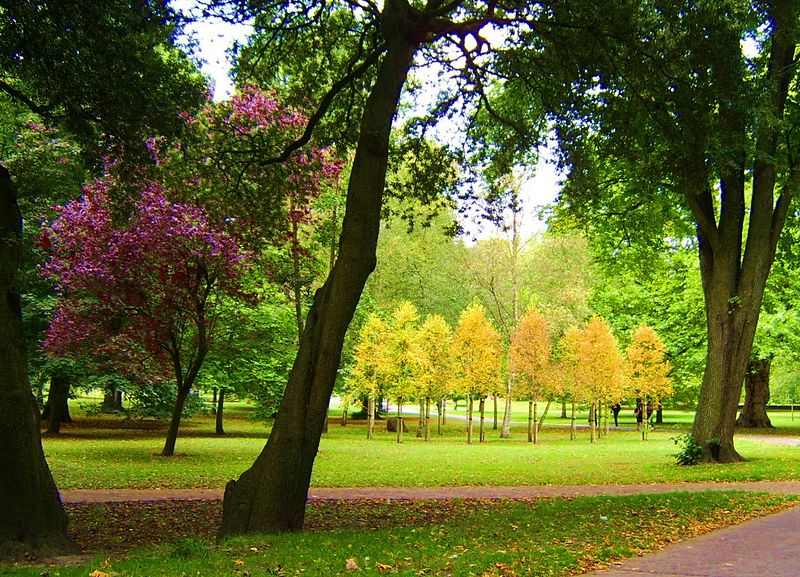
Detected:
left=509, top=307, right=552, bottom=443
left=40, top=179, right=248, bottom=457
left=0, top=0, right=204, bottom=553
left=452, top=303, right=502, bottom=444
left=531, top=0, right=800, bottom=461
left=625, top=325, right=673, bottom=440
left=216, top=0, right=548, bottom=536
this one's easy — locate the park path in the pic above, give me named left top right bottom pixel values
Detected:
left=586, top=504, right=800, bottom=577
left=59, top=479, right=800, bottom=503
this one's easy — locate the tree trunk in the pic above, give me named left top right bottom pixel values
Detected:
left=500, top=387, right=512, bottom=438
left=590, top=401, right=597, bottom=443
left=737, top=357, right=774, bottom=428
left=570, top=401, right=576, bottom=440
left=0, top=165, right=75, bottom=556
left=44, top=373, right=71, bottom=436
left=479, top=397, right=486, bottom=443
left=102, top=386, right=122, bottom=412
left=655, top=406, right=663, bottom=424
left=367, top=396, right=375, bottom=439
left=492, top=395, right=498, bottom=430
left=527, top=399, right=533, bottom=443
left=561, top=399, right=567, bottom=419
left=533, top=401, right=538, bottom=444
left=689, top=3, right=798, bottom=462
left=162, top=382, right=192, bottom=457
left=537, top=399, right=551, bottom=438
left=218, top=32, right=418, bottom=537
left=396, top=400, right=403, bottom=444
left=216, top=388, right=225, bottom=435
left=467, top=395, right=474, bottom=444
left=424, top=397, right=431, bottom=441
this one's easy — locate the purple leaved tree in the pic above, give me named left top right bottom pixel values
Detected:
left=40, top=176, right=247, bottom=456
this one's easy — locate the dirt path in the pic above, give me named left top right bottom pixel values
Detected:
left=60, top=480, right=800, bottom=504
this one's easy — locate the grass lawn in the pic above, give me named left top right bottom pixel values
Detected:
left=2, top=400, right=798, bottom=575
left=42, top=400, right=800, bottom=490
left=5, top=492, right=798, bottom=576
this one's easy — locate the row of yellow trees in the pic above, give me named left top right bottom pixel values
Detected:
left=345, top=301, right=672, bottom=444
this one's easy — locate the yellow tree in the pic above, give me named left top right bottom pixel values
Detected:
left=345, top=313, right=389, bottom=439
left=509, top=308, right=552, bottom=443
left=561, top=317, right=624, bottom=443
left=626, top=325, right=673, bottom=440
left=452, top=303, right=502, bottom=444
left=417, top=314, right=454, bottom=440
left=383, top=301, right=421, bottom=444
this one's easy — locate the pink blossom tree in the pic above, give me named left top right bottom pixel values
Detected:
left=39, top=174, right=247, bottom=456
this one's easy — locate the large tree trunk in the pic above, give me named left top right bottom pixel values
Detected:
left=44, top=373, right=71, bottom=436
left=689, top=3, right=798, bottom=463
left=218, top=31, right=417, bottom=537
left=737, top=357, right=773, bottom=429
left=0, top=165, right=75, bottom=556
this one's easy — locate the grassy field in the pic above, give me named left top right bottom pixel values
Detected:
left=42, top=399, right=800, bottom=490
left=2, top=399, right=798, bottom=575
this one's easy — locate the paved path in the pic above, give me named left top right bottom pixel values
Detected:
left=60, top=480, right=800, bottom=503
left=588, top=505, right=800, bottom=577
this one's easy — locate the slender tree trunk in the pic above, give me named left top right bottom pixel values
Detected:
left=0, top=165, right=75, bottom=555
left=590, top=401, right=597, bottom=443
left=492, top=395, right=498, bottom=430
left=537, top=399, right=551, bottom=437
left=44, top=373, right=71, bottom=436
left=561, top=399, right=568, bottom=419
left=424, top=397, right=431, bottom=441
left=441, top=398, right=446, bottom=426
left=219, top=33, right=418, bottom=536
left=533, top=401, right=538, bottom=444
left=570, top=401, right=576, bottom=440
left=367, top=396, right=375, bottom=439
left=737, top=357, right=774, bottom=428
left=479, top=397, right=486, bottom=443
left=527, top=399, right=533, bottom=443
left=500, top=384, right=512, bottom=438
left=467, top=395, right=474, bottom=445
left=216, top=388, right=225, bottom=435
left=396, top=400, right=403, bottom=444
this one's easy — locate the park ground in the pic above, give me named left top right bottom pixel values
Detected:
left=5, top=397, right=800, bottom=576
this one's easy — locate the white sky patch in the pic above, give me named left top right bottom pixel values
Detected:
left=172, top=0, right=252, bottom=101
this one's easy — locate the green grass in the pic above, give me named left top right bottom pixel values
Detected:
left=42, top=403, right=800, bottom=490
left=4, top=492, right=797, bottom=576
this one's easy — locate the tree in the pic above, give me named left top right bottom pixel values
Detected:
left=417, top=314, right=454, bottom=439
left=40, top=178, right=247, bottom=457
left=509, top=308, right=552, bottom=443
left=452, top=303, right=502, bottom=444
left=0, top=0, right=205, bottom=554
left=532, top=0, right=800, bottom=461
left=216, top=0, right=551, bottom=536
left=561, top=317, right=624, bottom=443
left=382, top=301, right=421, bottom=443
left=345, top=313, right=389, bottom=439
left=625, top=326, right=673, bottom=440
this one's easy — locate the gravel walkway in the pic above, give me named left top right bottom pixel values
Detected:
left=59, top=480, right=800, bottom=504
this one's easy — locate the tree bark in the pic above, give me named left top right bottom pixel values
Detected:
left=216, top=388, right=225, bottom=435
left=218, top=27, right=418, bottom=536
left=479, top=397, right=486, bottom=443
left=736, top=357, right=773, bottom=429
left=44, top=373, right=71, bottom=436
left=0, top=165, right=75, bottom=556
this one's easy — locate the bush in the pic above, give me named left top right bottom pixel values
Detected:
left=672, top=433, right=703, bottom=465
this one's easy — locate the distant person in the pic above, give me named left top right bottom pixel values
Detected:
left=634, top=401, right=643, bottom=430
left=611, top=403, right=621, bottom=427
